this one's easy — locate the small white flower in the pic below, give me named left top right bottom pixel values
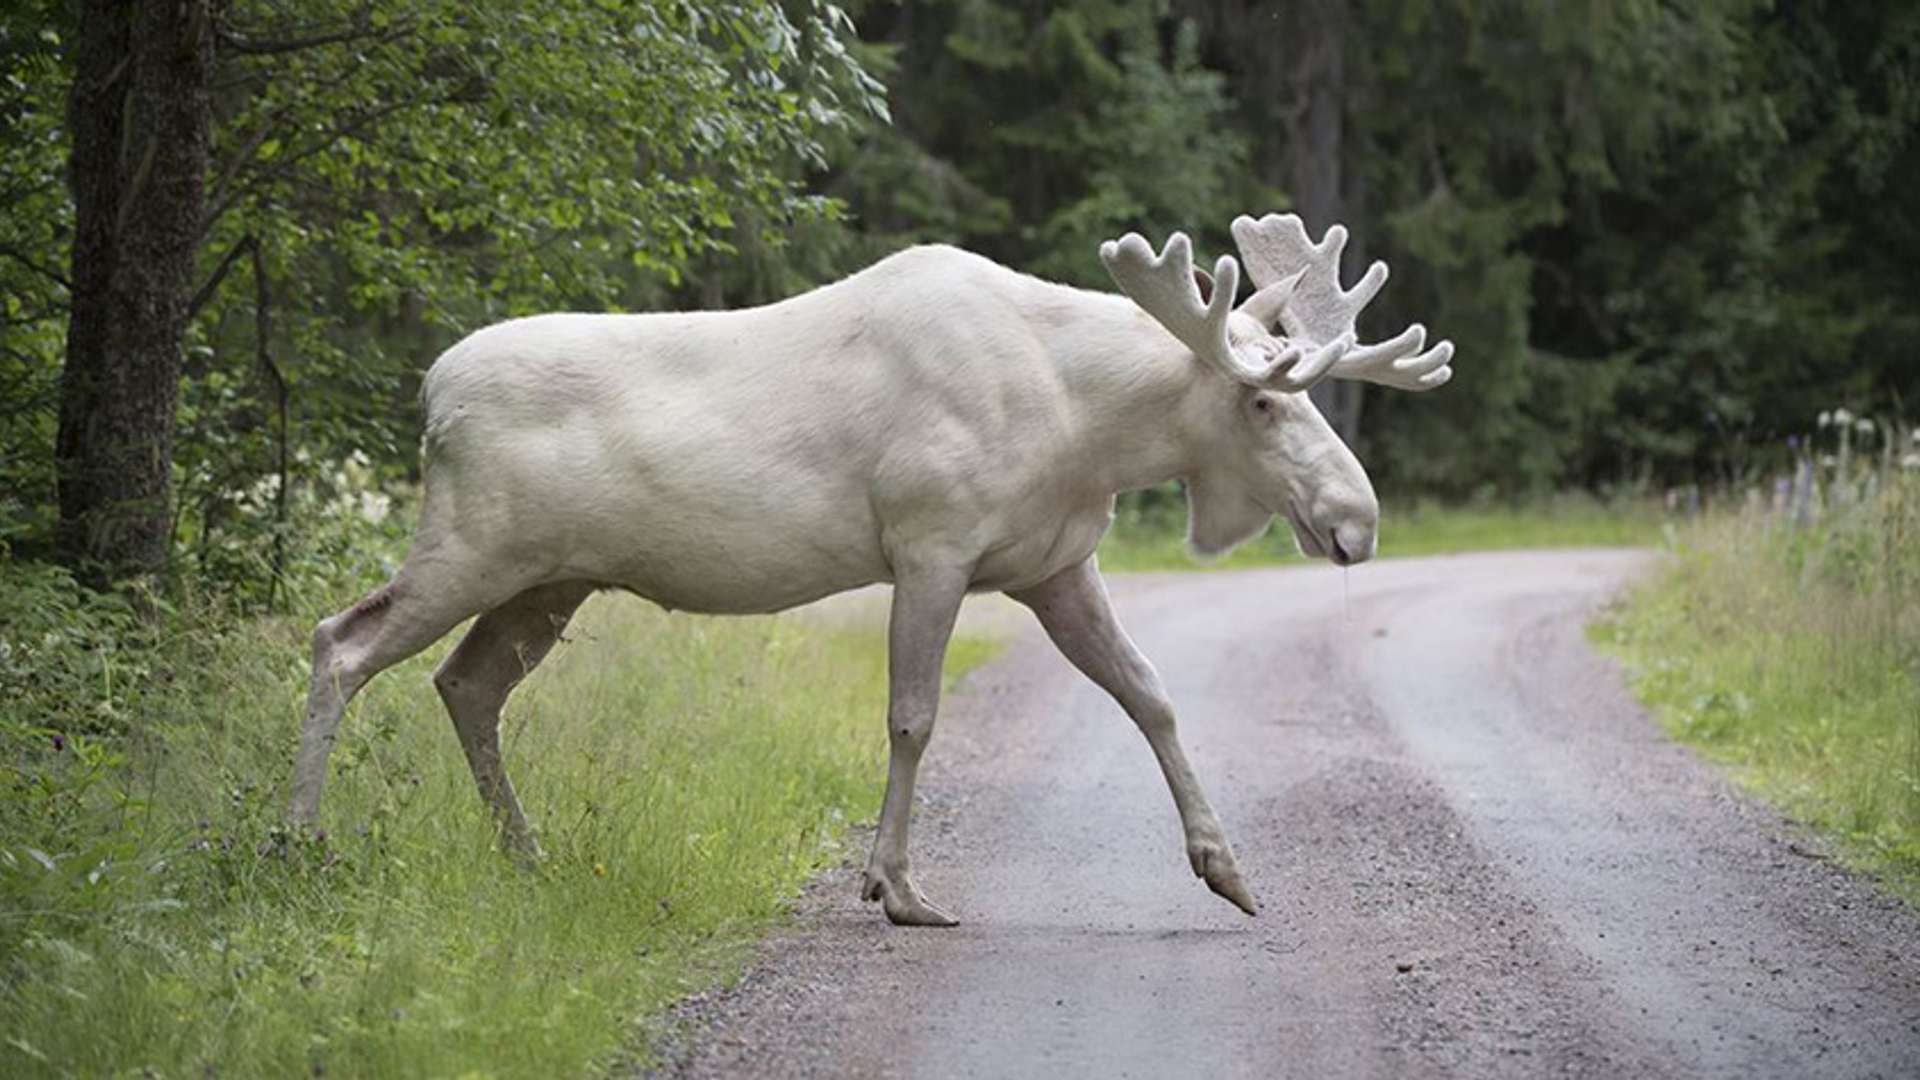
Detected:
left=1902, top=453, right=1920, bottom=470
left=1818, top=410, right=1832, bottom=428
left=1819, top=454, right=1838, bottom=468
left=357, top=490, right=392, bottom=524
left=1911, top=429, right=1920, bottom=445
left=1832, top=407, right=1855, bottom=425
left=1855, top=418, right=1876, bottom=436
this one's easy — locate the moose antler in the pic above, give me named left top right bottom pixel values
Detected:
left=1230, top=214, right=1454, bottom=391
left=1100, top=231, right=1352, bottom=393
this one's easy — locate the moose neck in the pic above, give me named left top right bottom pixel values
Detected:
left=1029, top=286, right=1232, bottom=496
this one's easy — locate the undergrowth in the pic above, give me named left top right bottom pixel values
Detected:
left=0, top=484, right=993, bottom=1077
left=1596, top=422, right=1920, bottom=898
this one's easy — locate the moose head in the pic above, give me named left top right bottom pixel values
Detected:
left=1101, top=214, right=1454, bottom=565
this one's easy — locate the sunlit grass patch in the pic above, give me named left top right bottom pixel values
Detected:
left=1, top=590, right=996, bottom=1078
left=1595, top=470, right=1920, bottom=899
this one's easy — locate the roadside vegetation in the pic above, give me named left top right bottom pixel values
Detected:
left=1098, top=486, right=1666, bottom=572
left=1596, top=419, right=1920, bottom=897
left=0, top=483, right=993, bottom=1078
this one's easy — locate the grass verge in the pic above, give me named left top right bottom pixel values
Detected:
left=1593, top=469, right=1920, bottom=899
left=1097, top=489, right=1665, bottom=571
left=1, top=582, right=993, bottom=1078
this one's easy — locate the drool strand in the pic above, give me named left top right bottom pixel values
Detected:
left=1343, top=564, right=1351, bottom=626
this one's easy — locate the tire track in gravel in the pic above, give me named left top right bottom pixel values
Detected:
left=645, top=550, right=1920, bottom=1079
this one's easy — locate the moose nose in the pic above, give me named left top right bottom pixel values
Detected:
left=1328, top=523, right=1376, bottom=566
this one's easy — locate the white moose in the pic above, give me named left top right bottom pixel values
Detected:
left=290, top=214, right=1452, bottom=926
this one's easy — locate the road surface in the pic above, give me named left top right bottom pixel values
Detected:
left=648, top=550, right=1920, bottom=1079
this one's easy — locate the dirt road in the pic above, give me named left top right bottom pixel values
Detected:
left=649, top=550, right=1920, bottom=1079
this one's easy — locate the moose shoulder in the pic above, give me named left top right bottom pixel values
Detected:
left=289, top=215, right=1454, bottom=927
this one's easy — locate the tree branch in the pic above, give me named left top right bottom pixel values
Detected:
left=201, top=92, right=442, bottom=237
left=182, top=232, right=293, bottom=609
left=215, top=19, right=411, bottom=57
left=0, top=174, right=69, bottom=212
left=247, top=236, right=291, bottom=613
left=201, top=53, right=374, bottom=231
left=203, top=119, right=285, bottom=231
left=188, top=233, right=254, bottom=320
left=0, top=244, right=72, bottom=289
left=0, top=361, right=59, bottom=413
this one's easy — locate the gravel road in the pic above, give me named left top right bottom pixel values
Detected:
left=647, top=549, right=1920, bottom=1079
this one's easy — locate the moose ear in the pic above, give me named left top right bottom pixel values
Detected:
left=1192, top=266, right=1215, bottom=305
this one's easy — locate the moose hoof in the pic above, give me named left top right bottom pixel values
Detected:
left=1192, top=843, right=1259, bottom=916
left=502, top=832, right=547, bottom=870
left=862, top=871, right=960, bottom=928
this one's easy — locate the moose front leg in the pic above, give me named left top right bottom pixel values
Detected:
left=862, top=564, right=970, bottom=927
left=1009, top=557, right=1257, bottom=915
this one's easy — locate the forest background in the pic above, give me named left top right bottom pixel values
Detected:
left=3, top=0, right=1917, bottom=603
left=3, top=5, right=1918, bottom=1075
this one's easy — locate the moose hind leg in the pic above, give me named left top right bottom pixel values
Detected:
left=292, top=568, right=510, bottom=826
left=1009, top=557, right=1257, bottom=915
left=433, top=581, right=594, bottom=858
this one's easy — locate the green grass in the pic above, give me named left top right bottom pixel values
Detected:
left=1594, top=470, right=1920, bottom=897
left=0, top=588, right=994, bottom=1078
left=1097, top=490, right=1666, bottom=571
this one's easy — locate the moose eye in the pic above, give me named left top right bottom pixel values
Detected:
left=1253, top=396, right=1274, bottom=415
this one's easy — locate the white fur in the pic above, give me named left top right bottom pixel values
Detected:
left=288, top=220, right=1448, bottom=926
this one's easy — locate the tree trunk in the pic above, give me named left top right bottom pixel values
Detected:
left=56, top=0, right=212, bottom=590
left=1283, top=0, right=1365, bottom=447
left=1181, top=0, right=1365, bottom=445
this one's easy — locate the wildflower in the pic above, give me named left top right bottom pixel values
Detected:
left=594, top=862, right=607, bottom=876
left=1902, top=453, right=1920, bottom=471
left=1855, top=418, right=1875, bottom=437
left=357, top=490, right=392, bottom=524
left=1818, top=410, right=1832, bottom=428
left=1832, top=407, right=1855, bottom=426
